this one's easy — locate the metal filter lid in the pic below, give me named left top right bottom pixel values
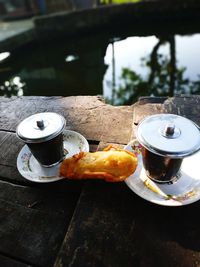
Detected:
left=16, top=112, right=66, bottom=143
left=137, top=114, right=200, bottom=158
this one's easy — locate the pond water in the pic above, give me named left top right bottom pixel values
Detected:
left=1, top=26, right=200, bottom=105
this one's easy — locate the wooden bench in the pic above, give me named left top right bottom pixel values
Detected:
left=0, top=95, right=200, bottom=267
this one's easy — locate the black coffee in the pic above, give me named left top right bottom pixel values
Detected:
left=28, top=133, right=64, bottom=166
left=142, top=146, right=183, bottom=183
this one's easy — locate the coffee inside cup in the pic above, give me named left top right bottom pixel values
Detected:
left=136, top=114, right=200, bottom=184
left=141, top=146, right=183, bottom=183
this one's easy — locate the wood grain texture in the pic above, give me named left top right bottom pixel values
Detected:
left=0, top=96, right=133, bottom=144
left=55, top=181, right=200, bottom=267
left=0, top=131, right=23, bottom=167
left=132, top=99, right=164, bottom=139
left=0, top=96, right=133, bottom=183
left=0, top=179, right=82, bottom=267
left=54, top=181, right=143, bottom=267
left=131, top=95, right=200, bottom=139
left=54, top=95, right=200, bottom=267
left=0, top=131, right=33, bottom=183
left=1, top=95, right=200, bottom=267
left=0, top=254, right=32, bottom=267
left=163, top=95, right=200, bottom=126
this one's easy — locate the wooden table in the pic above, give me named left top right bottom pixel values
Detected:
left=0, top=95, right=200, bottom=267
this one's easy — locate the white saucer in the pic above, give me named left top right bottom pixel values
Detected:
left=124, top=140, right=200, bottom=206
left=17, top=130, right=89, bottom=183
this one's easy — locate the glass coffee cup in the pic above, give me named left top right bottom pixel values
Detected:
left=16, top=112, right=66, bottom=167
left=136, top=114, right=200, bottom=183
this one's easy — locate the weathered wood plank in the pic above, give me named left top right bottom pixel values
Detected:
left=0, top=165, right=23, bottom=184
left=54, top=180, right=200, bottom=267
left=2, top=95, right=200, bottom=267
left=0, top=130, right=98, bottom=183
left=163, top=95, right=200, bottom=126
left=131, top=95, right=200, bottom=139
left=54, top=181, right=143, bottom=267
left=0, top=20, right=35, bottom=52
left=132, top=100, right=164, bottom=139
left=54, top=95, right=200, bottom=267
left=0, top=131, right=23, bottom=168
left=0, top=254, right=32, bottom=267
left=0, top=131, right=25, bottom=183
left=0, top=96, right=133, bottom=144
left=0, top=179, right=82, bottom=267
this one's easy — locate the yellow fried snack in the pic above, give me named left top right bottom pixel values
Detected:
left=60, top=146, right=137, bottom=182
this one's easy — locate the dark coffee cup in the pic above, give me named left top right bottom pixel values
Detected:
left=137, top=114, right=200, bottom=184
left=27, top=133, right=64, bottom=167
left=16, top=112, right=66, bottom=167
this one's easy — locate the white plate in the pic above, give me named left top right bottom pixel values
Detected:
left=17, top=130, right=89, bottom=183
left=124, top=140, right=200, bottom=206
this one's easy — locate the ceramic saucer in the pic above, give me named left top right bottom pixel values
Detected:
left=124, top=140, right=200, bottom=206
left=17, top=130, right=89, bottom=183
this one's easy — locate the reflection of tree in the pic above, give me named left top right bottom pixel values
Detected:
left=110, top=35, right=200, bottom=105
left=146, top=35, right=176, bottom=97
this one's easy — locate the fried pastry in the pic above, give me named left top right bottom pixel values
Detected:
left=59, top=146, right=137, bottom=182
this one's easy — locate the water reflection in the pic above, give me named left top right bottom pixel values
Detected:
left=0, top=76, right=24, bottom=97
left=0, top=52, right=10, bottom=62
left=105, top=35, right=200, bottom=105
left=0, top=33, right=200, bottom=104
left=0, top=35, right=108, bottom=97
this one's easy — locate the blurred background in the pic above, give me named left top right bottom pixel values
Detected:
left=0, top=0, right=200, bottom=105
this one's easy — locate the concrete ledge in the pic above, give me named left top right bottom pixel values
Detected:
left=1, top=1, right=200, bottom=51
left=0, top=19, right=35, bottom=52
left=34, top=1, right=200, bottom=41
